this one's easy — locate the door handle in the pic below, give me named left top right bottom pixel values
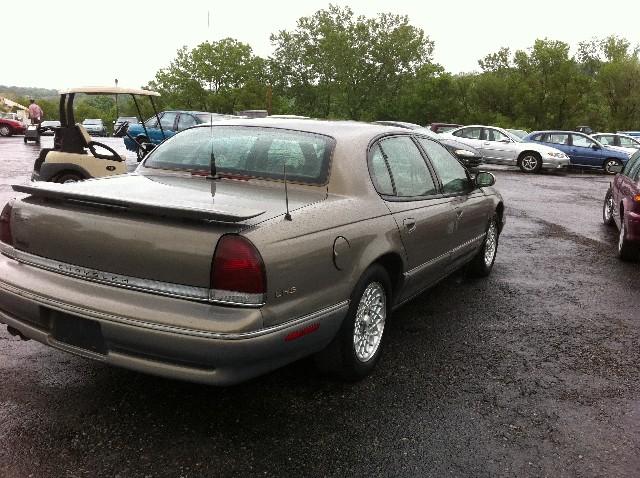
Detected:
left=403, top=218, right=417, bottom=233
left=483, top=142, right=490, bottom=145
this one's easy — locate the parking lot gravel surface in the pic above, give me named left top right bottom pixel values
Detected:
left=0, top=136, right=638, bottom=477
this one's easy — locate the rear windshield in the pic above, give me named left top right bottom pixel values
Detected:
left=144, top=125, right=335, bottom=185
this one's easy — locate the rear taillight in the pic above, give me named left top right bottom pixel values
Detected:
left=0, top=200, right=14, bottom=246
left=210, top=235, right=266, bottom=306
left=634, top=194, right=640, bottom=203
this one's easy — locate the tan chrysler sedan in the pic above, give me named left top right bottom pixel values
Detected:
left=0, top=119, right=505, bottom=385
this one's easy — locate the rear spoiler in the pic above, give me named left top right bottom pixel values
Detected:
left=12, top=183, right=265, bottom=223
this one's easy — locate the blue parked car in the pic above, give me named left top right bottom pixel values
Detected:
left=124, top=111, right=231, bottom=159
left=523, top=130, right=632, bottom=174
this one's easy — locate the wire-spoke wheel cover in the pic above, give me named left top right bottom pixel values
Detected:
left=484, top=220, right=498, bottom=267
left=353, top=282, right=386, bottom=363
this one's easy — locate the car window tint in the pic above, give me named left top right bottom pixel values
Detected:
left=177, top=114, right=198, bottom=131
left=619, top=136, right=637, bottom=148
left=145, top=126, right=333, bottom=184
left=160, top=112, right=178, bottom=131
left=572, top=134, right=595, bottom=148
left=370, top=146, right=394, bottom=195
left=378, top=136, right=436, bottom=197
left=460, top=127, right=482, bottom=139
left=417, top=137, right=469, bottom=195
left=548, top=133, right=569, bottom=145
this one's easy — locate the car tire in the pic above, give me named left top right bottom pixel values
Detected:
left=23, top=137, right=27, bottom=143
left=136, top=137, right=149, bottom=160
left=604, top=159, right=622, bottom=175
left=314, top=264, right=391, bottom=381
left=603, top=189, right=615, bottom=227
left=0, top=125, right=11, bottom=137
left=468, top=213, right=500, bottom=277
left=518, top=153, right=542, bottom=173
left=618, top=215, right=639, bottom=261
left=55, top=172, right=83, bottom=184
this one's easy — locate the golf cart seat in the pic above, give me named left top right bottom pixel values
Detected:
left=75, top=123, right=126, bottom=161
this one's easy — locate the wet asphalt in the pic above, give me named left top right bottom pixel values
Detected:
left=0, top=136, right=638, bottom=477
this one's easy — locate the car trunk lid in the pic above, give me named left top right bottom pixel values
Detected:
left=9, top=174, right=326, bottom=288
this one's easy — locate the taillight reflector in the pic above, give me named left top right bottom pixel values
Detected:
left=210, top=235, right=266, bottom=306
left=284, top=323, right=320, bottom=342
left=0, top=200, right=14, bottom=246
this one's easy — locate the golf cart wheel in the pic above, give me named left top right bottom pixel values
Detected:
left=55, top=172, right=83, bottom=184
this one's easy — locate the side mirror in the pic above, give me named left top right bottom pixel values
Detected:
left=609, top=164, right=623, bottom=174
left=591, top=144, right=601, bottom=150
left=475, top=171, right=496, bottom=188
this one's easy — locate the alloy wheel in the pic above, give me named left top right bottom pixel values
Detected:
left=605, top=160, right=620, bottom=174
left=521, top=155, right=538, bottom=172
left=353, top=282, right=386, bottom=363
left=0, top=126, right=10, bottom=137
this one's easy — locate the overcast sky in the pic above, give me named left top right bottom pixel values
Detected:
left=3, top=0, right=640, bottom=90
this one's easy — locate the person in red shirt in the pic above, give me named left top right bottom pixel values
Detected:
left=27, top=98, right=44, bottom=125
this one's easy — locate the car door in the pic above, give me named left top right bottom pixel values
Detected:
left=481, top=128, right=518, bottom=164
left=369, top=135, right=457, bottom=300
left=613, top=151, right=640, bottom=226
left=570, top=133, right=602, bottom=167
left=416, top=136, right=492, bottom=271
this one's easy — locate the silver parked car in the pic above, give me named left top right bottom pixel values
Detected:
left=443, top=125, right=570, bottom=173
left=592, top=133, right=640, bottom=150
left=0, top=120, right=505, bottom=385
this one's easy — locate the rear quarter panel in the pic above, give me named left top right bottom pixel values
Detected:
left=244, top=195, right=404, bottom=328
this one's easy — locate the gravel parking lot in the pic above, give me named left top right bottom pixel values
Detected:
left=0, top=136, right=638, bottom=477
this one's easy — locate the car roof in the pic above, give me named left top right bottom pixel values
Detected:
left=189, top=118, right=411, bottom=139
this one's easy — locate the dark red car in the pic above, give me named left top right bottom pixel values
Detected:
left=0, top=117, right=26, bottom=137
left=603, top=149, right=640, bottom=260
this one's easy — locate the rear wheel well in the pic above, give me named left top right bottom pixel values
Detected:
left=373, top=253, right=404, bottom=303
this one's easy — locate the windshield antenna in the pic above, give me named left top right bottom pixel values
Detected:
left=283, top=160, right=292, bottom=221
left=207, top=112, right=218, bottom=180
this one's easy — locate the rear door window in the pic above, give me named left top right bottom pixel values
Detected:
left=597, top=135, right=615, bottom=146
left=372, top=136, right=437, bottom=197
left=548, top=133, right=569, bottom=145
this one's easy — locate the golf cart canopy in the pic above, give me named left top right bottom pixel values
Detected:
left=58, top=87, right=160, bottom=96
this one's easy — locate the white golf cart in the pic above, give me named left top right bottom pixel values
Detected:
left=32, top=86, right=163, bottom=183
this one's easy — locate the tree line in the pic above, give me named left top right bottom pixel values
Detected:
left=5, top=4, right=640, bottom=132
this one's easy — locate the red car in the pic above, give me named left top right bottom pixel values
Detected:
left=0, top=117, right=26, bottom=137
left=603, top=149, right=640, bottom=260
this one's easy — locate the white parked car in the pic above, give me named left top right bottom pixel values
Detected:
left=592, top=133, right=640, bottom=150
left=442, top=125, right=570, bottom=173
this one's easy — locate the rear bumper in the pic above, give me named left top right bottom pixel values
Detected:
left=0, top=249, right=347, bottom=385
